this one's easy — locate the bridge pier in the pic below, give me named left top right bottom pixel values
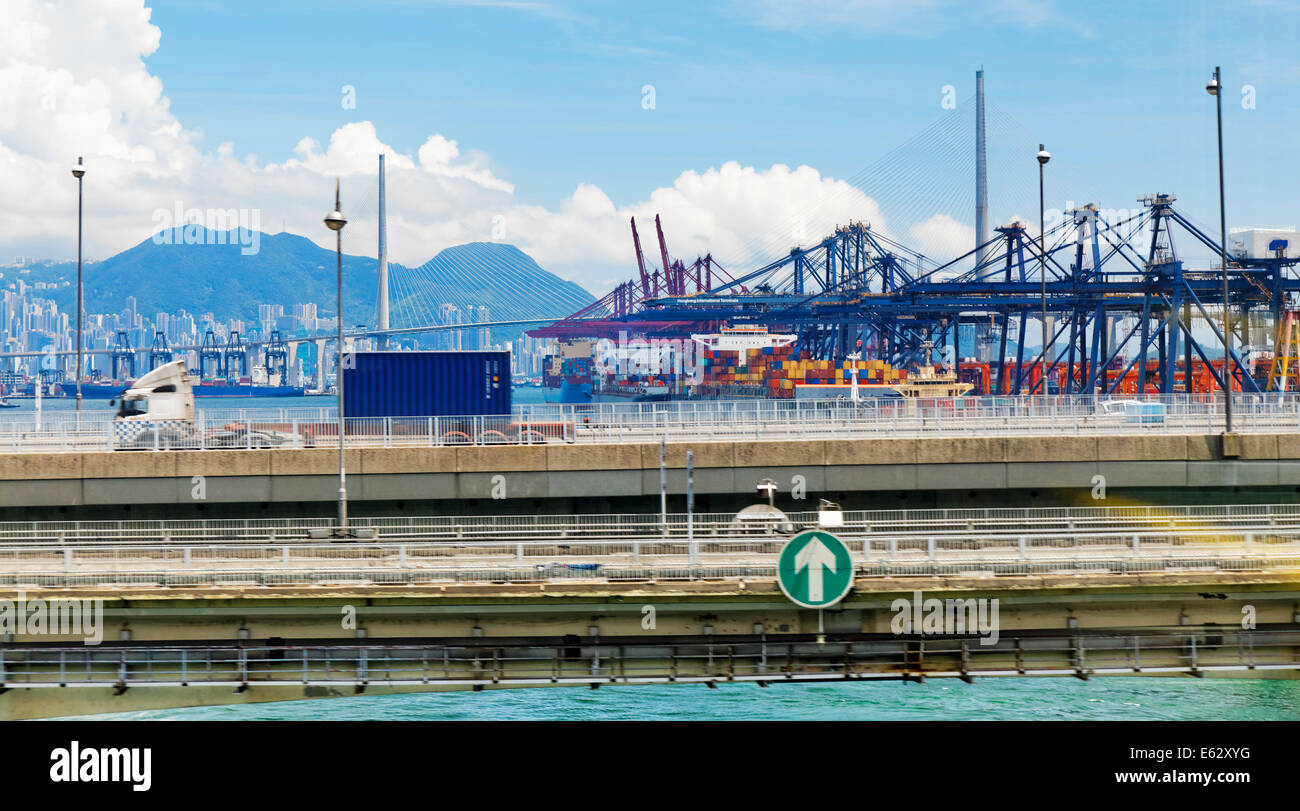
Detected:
left=315, top=338, right=327, bottom=392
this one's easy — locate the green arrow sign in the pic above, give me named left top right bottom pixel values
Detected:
left=777, top=530, right=854, bottom=609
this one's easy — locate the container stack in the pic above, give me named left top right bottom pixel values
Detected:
left=700, top=346, right=903, bottom=398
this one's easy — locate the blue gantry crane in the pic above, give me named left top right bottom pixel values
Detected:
left=537, top=196, right=1300, bottom=396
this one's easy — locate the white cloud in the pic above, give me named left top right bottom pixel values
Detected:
left=909, top=213, right=975, bottom=263
left=1, top=0, right=901, bottom=299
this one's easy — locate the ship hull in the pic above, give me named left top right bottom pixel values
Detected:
left=36, top=382, right=306, bottom=399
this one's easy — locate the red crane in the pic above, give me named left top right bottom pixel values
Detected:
left=655, top=214, right=675, bottom=296
left=630, top=217, right=652, bottom=300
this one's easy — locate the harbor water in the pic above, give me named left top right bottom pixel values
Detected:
left=61, top=678, right=1300, bottom=721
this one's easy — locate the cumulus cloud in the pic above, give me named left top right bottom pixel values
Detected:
left=909, top=213, right=976, bottom=262
left=1, top=0, right=902, bottom=298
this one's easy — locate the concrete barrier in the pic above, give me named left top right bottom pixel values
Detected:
left=5, top=433, right=1300, bottom=515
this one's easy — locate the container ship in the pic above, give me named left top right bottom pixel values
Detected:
left=542, top=326, right=921, bottom=403
left=13, top=376, right=306, bottom=399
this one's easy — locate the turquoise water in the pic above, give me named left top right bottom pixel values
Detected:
left=63, top=678, right=1300, bottom=721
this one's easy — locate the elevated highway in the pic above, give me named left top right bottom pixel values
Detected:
left=5, top=430, right=1300, bottom=519
left=0, top=506, right=1298, bottom=718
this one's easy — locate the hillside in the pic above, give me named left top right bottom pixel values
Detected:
left=7, top=231, right=595, bottom=337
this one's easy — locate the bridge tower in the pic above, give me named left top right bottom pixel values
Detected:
left=199, top=329, right=223, bottom=379
left=975, top=69, right=989, bottom=269
left=376, top=153, right=390, bottom=349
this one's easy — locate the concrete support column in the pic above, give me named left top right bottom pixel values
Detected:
left=315, top=339, right=327, bottom=392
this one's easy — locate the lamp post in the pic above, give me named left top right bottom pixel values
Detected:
left=1037, top=145, right=1051, bottom=396
left=1206, top=67, right=1233, bottom=434
left=324, top=181, right=348, bottom=533
left=71, top=157, right=85, bottom=414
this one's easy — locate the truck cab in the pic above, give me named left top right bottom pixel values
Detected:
left=113, top=360, right=197, bottom=448
left=117, top=360, right=195, bottom=422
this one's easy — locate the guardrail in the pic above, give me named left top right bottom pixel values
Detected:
left=5, top=393, right=1300, bottom=452
left=2, top=504, right=1300, bottom=545
left=1, top=532, right=1296, bottom=588
left=3, top=630, right=1296, bottom=689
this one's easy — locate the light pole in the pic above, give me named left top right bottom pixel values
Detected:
left=1037, top=145, right=1051, bottom=396
left=1207, top=67, right=1233, bottom=434
left=71, top=157, right=85, bottom=414
left=324, top=181, right=348, bottom=533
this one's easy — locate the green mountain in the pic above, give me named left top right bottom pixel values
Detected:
left=9, top=230, right=594, bottom=339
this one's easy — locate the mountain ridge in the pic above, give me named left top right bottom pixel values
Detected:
left=6, top=230, right=594, bottom=336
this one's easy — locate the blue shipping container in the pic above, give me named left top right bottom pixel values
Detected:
left=344, top=351, right=511, bottom=417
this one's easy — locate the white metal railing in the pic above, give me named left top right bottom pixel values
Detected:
left=1, top=551, right=1297, bottom=588
left=6, top=630, right=1296, bottom=688
left=0, top=529, right=1290, bottom=566
left=4, top=393, right=1300, bottom=452
left=0, top=530, right=1297, bottom=588
left=1, top=504, right=1299, bottom=545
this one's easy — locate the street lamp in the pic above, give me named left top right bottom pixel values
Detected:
left=1037, top=145, right=1050, bottom=396
left=324, top=180, right=348, bottom=534
left=1207, top=66, right=1232, bottom=434
left=71, top=157, right=85, bottom=414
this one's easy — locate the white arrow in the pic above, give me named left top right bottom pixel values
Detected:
left=794, top=537, right=838, bottom=603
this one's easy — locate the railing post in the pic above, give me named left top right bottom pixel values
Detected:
left=1018, top=536, right=1027, bottom=560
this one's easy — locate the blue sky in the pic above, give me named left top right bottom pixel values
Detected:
left=144, top=0, right=1300, bottom=230
left=8, top=0, right=1300, bottom=285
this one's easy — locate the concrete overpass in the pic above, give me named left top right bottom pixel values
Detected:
left=0, top=504, right=1296, bottom=718
left=2, top=569, right=1297, bottom=719
left=5, top=431, right=1300, bottom=520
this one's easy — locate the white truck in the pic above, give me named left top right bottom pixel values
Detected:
left=112, top=360, right=301, bottom=450
left=111, top=360, right=199, bottom=449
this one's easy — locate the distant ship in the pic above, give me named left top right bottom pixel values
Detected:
left=890, top=363, right=973, bottom=398
left=50, top=380, right=306, bottom=399
left=690, top=324, right=797, bottom=357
